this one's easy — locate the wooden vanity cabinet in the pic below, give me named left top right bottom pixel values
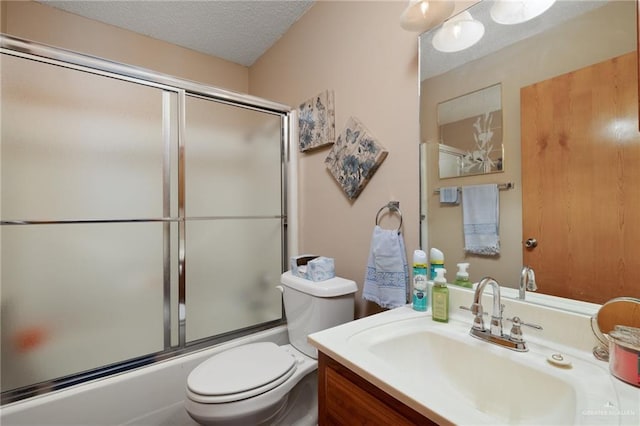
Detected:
left=317, top=351, right=437, bottom=425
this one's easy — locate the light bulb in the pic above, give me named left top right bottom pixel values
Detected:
left=452, top=22, right=462, bottom=39
left=491, top=0, right=556, bottom=25
left=420, top=1, right=429, bottom=16
left=400, top=0, right=455, bottom=32
left=432, top=11, right=485, bottom=53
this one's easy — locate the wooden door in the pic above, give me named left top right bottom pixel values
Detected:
left=521, top=51, right=640, bottom=304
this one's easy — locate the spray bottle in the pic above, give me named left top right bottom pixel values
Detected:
left=429, top=248, right=445, bottom=280
left=412, top=250, right=428, bottom=311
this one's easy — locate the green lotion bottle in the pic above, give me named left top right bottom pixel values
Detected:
left=432, top=268, right=449, bottom=323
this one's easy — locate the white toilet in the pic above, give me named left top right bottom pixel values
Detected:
left=184, top=271, right=357, bottom=425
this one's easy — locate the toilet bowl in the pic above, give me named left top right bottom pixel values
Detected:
left=185, top=343, right=317, bottom=426
left=184, top=272, right=357, bottom=425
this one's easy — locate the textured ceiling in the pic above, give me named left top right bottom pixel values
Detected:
left=36, top=0, right=608, bottom=77
left=420, top=0, right=608, bottom=80
left=39, top=0, right=315, bottom=67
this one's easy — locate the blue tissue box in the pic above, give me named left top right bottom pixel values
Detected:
left=290, top=254, right=318, bottom=279
left=290, top=255, right=335, bottom=282
left=307, top=256, right=335, bottom=281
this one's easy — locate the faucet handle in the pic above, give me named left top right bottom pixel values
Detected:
left=470, top=302, right=482, bottom=316
left=506, top=316, right=543, bottom=342
left=459, top=305, right=487, bottom=315
left=459, top=305, right=487, bottom=330
left=506, top=316, right=543, bottom=329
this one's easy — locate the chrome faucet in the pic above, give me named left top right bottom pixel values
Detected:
left=471, top=276, right=503, bottom=337
left=465, top=276, right=542, bottom=352
left=519, top=266, right=537, bottom=300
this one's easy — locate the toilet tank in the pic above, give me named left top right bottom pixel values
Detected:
left=280, top=271, right=357, bottom=359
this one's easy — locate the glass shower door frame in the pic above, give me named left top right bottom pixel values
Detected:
left=0, top=35, right=291, bottom=404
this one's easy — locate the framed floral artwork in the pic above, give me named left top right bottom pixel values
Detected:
left=325, top=117, right=388, bottom=200
left=297, top=90, right=335, bottom=152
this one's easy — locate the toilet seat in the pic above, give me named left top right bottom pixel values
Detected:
left=187, top=342, right=297, bottom=404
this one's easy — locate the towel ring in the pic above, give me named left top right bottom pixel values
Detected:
left=375, top=201, right=403, bottom=232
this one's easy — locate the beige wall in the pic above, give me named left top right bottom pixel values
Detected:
left=250, top=1, right=420, bottom=317
left=2, top=0, right=421, bottom=319
left=1, top=1, right=249, bottom=92
left=421, top=0, right=636, bottom=287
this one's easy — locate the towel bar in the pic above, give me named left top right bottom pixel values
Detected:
left=375, top=201, right=403, bottom=232
left=434, top=182, right=514, bottom=194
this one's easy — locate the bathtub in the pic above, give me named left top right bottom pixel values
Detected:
left=1, top=326, right=288, bottom=425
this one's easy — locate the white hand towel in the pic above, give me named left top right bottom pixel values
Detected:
left=462, top=184, right=500, bottom=256
left=440, top=186, right=459, bottom=204
left=363, top=226, right=409, bottom=309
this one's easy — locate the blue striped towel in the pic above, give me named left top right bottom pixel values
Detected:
left=462, top=184, right=500, bottom=255
left=363, top=226, right=409, bottom=309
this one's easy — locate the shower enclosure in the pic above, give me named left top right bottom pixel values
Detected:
left=0, top=36, right=292, bottom=403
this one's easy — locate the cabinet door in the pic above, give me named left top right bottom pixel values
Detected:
left=318, top=352, right=436, bottom=425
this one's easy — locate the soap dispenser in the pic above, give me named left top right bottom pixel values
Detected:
left=454, top=263, right=472, bottom=288
left=432, top=268, right=449, bottom=323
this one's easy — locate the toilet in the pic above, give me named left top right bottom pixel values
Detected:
left=184, top=271, right=357, bottom=425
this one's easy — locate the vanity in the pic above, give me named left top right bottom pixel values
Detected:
left=309, top=285, right=640, bottom=425
left=317, top=352, right=430, bottom=425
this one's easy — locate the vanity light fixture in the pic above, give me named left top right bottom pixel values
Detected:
left=432, top=11, right=485, bottom=53
left=490, top=0, right=557, bottom=25
left=400, top=0, right=455, bottom=32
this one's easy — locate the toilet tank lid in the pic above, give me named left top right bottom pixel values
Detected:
left=281, top=271, right=357, bottom=297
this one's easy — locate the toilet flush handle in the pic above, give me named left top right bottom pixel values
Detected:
left=276, top=285, right=284, bottom=293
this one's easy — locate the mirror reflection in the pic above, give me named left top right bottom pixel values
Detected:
left=420, top=0, right=639, bottom=305
left=437, top=83, right=503, bottom=178
left=591, top=297, right=640, bottom=361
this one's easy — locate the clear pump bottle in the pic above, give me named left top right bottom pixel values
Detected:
left=454, top=263, right=472, bottom=288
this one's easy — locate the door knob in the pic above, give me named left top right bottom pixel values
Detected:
left=525, top=238, right=537, bottom=248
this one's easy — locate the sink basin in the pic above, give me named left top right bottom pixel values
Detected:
left=352, top=320, right=576, bottom=424
left=328, top=309, right=627, bottom=425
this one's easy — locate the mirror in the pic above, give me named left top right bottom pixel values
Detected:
left=438, top=83, right=503, bottom=178
left=419, top=0, right=638, bottom=307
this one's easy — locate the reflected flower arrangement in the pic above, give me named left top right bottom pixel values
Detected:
left=460, top=112, right=497, bottom=174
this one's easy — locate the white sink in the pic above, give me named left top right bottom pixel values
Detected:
left=309, top=306, right=636, bottom=425
left=350, top=317, right=577, bottom=424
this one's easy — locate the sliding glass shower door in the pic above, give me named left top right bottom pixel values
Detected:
left=184, top=95, right=284, bottom=343
left=1, top=54, right=173, bottom=392
left=0, top=37, right=289, bottom=402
